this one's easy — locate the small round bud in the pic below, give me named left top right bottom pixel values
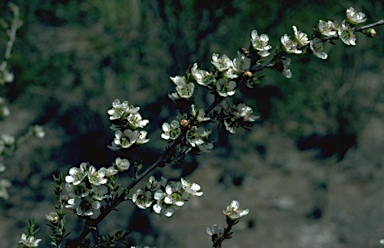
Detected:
left=244, top=70, right=253, bottom=77
left=180, top=119, right=189, bottom=127
left=365, top=28, right=376, bottom=38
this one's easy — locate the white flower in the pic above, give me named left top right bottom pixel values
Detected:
left=164, top=182, right=184, bottom=207
left=132, top=188, right=153, bottom=209
left=88, top=166, right=108, bottom=186
left=216, top=78, right=236, bottom=97
left=223, top=200, right=249, bottom=220
left=136, top=130, right=149, bottom=145
left=292, top=26, right=310, bottom=46
left=251, top=30, right=272, bottom=57
left=114, top=157, right=130, bottom=171
left=161, top=120, right=181, bottom=140
left=310, top=38, right=328, bottom=59
left=169, top=76, right=195, bottom=100
left=346, top=7, right=367, bottom=25
left=19, top=233, right=42, bottom=247
left=338, top=20, right=356, bottom=45
left=65, top=163, right=88, bottom=185
left=235, top=103, right=258, bottom=122
left=146, top=176, right=158, bottom=190
left=232, top=51, right=250, bottom=73
left=127, top=112, right=149, bottom=129
left=281, top=34, right=302, bottom=54
left=187, top=126, right=213, bottom=152
left=113, top=130, right=137, bottom=149
left=191, top=63, right=215, bottom=86
left=211, top=53, right=233, bottom=72
left=107, top=99, right=139, bottom=120
left=191, top=105, right=210, bottom=123
left=318, top=20, right=337, bottom=37
left=181, top=178, right=203, bottom=197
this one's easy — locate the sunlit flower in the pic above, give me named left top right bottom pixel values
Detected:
left=107, top=99, right=139, bottom=120
left=310, top=38, right=328, bottom=59
left=136, top=130, right=150, bottom=145
left=281, top=34, right=302, bottom=54
left=19, top=233, right=42, bottom=247
left=65, top=163, right=88, bottom=185
left=234, top=103, right=258, bottom=122
left=346, top=7, right=367, bottom=25
left=88, top=166, right=108, bottom=186
left=113, top=129, right=137, bottom=148
left=161, top=120, right=181, bottom=140
left=223, top=200, right=249, bottom=220
left=338, top=20, right=356, bottom=45
left=211, top=53, right=233, bottom=72
left=164, top=182, right=184, bottom=207
left=318, top=20, right=337, bottom=37
left=181, top=178, right=203, bottom=197
left=168, top=76, right=195, bottom=100
left=191, top=63, right=215, bottom=86
left=250, top=30, right=272, bottom=57
left=216, top=78, right=236, bottom=97
left=127, top=112, right=149, bottom=129
left=292, top=26, right=310, bottom=46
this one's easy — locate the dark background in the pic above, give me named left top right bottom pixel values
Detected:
left=0, top=0, right=383, bottom=247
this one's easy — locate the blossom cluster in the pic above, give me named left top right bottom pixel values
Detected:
left=161, top=104, right=214, bottom=152
left=18, top=233, right=42, bottom=247
left=64, top=158, right=129, bottom=216
left=206, top=200, right=249, bottom=246
left=131, top=176, right=203, bottom=217
left=169, top=51, right=253, bottom=101
left=107, top=99, right=150, bottom=151
left=217, top=101, right=258, bottom=134
left=281, top=7, right=367, bottom=59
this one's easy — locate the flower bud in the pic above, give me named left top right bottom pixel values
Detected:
left=365, top=28, right=376, bottom=38
left=180, top=119, right=189, bottom=127
left=244, top=70, right=253, bottom=77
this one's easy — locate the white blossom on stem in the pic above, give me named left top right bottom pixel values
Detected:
left=346, top=7, right=367, bottom=25
left=250, top=30, right=272, bottom=57
left=223, top=200, right=249, bottom=220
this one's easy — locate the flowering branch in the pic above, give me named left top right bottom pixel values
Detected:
left=39, top=6, right=384, bottom=247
